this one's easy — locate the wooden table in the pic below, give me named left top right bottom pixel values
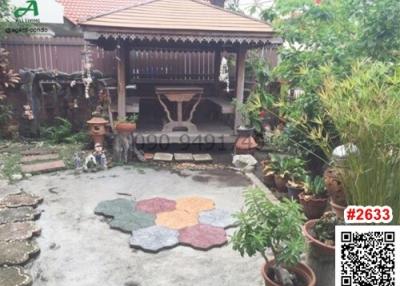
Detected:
left=155, top=86, right=203, bottom=133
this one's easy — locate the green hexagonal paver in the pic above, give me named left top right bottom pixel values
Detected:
left=0, top=240, right=40, bottom=266
left=94, top=199, right=136, bottom=218
left=130, top=226, right=179, bottom=252
left=0, top=207, right=41, bottom=225
left=0, top=266, right=32, bottom=286
left=109, top=211, right=155, bottom=233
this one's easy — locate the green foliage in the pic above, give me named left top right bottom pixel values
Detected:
left=315, top=60, right=400, bottom=223
left=269, top=154, right=307, bottom=182
left=126, top=113, right=138, bottom=124
left=40, top=117, right=89, bottom=144
left=232, top=187, right=306, bottom=267
left=304, top=175, right=325, bottom=196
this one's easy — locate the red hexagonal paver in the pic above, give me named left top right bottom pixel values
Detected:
left=179, top=224, right=227, bottom=250
left=136, top=198, right=176, bottom=214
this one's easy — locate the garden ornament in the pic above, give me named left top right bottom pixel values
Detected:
left=219, top=56, right=229, bottom=92
left=93, top=143, right=108, bottom=170
left=83, top=154, right=97, bottom=172
left=22, top=105, right=34, bottom=120
left=73, top=152, right=82, bottom=173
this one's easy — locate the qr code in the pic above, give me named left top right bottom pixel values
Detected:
left=336, top=226, right=398, bottom=286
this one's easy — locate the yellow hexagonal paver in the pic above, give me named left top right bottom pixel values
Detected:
left=156, top=210, right=198, bottom=230
left=175, top=197, right=215, bottom=214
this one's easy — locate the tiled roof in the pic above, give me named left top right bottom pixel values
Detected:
left=81, top=0, right=273, bottom=33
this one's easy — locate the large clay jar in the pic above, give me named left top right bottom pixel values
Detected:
left=235, top=127, right=258, bottom=154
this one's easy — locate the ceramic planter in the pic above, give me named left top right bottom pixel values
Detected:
left=299, top=193, right=328, bottom=220
left=115, top=122, right=136, bottom=134
left=261, top=260, right=316, bottom=286
left=286, top=182, right=304, bottom=201
left=274, top=175, right=288, bottom=193
left=303, top=220, right=335, bottom=256
left=330, top=200, right=346, bottom=219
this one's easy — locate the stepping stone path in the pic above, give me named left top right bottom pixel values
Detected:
left=0, top=241, right=40, bottom=266
left=198, top=209, right=237, bottom=229
left=95, top=196, right=235, bottom=253
left=153, top=153, right=174, bottom=162
left=20, top=149, right=65, bottom=175
left=0, top=222, right=41, bottom=242
left=174, top=153, right=194, bottom=162
left=0, top=207, right=41, bottom=225
left=130, top=226, right=179, bottom=252
left=193, top=154, right=213, bottom=162
left=0, top=192, right=43, bottom=208
left=0, top=192, right=43, bottom=286
left=179, top=224, right=228, bottom=250
left=0, top=266, right=32, bottom=286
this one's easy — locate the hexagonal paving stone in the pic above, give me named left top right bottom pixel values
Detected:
left=109, top=212, right=155, bottom=233
left=198, top=209, right=237, bottom=229
left=0, top=266, right=32, bottom=286
left=130, top=226, right=179, bottom=252
left=0, top=240, right=40, bottom=266
left=0, top=222, right=41, bottom=242
left=0, top=207, right=41, bottom=225
left=94, top=199, right=136, bottom=218
left=156, top=210, right=198, bottom=230
left=136, top=198, right=176, bottom=214
left=0, top=192, right=43, bottom=208
left=175, top=197, right=215, bottom=214
left=179, top=224, right=227, bottom=250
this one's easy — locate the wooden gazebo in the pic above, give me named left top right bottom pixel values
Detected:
left=80, top=0, right=277, bottom=143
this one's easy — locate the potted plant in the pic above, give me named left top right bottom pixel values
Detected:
left=285, top=157, right=308, bottom=201
left=115, top=114, right=138, bottom=134
left=299, top=176, right=328, bottom=220
left=261, top=159, right=275, bottom=188
left=303, top=212, right=343, bottom=256
left=268, top=155, right=289, bottom=193
left=232, top=187, right=316, bottom=286
left=234, top=101, right=258, bottom=154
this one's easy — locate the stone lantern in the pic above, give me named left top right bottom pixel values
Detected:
left=87, top=117, right=109, bottom=146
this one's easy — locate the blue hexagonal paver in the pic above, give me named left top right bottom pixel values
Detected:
left=109, top=212, right=155, bottom=233
left=198, top=209, right=237, bottom=229
left=94, top=199, right=136, bottom=218
left=130, top=226, right=179, bottom=252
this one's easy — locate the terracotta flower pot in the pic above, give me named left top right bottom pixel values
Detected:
left=299, top=192, right=328, bottom=220
left=303, top=220, right=335, bottom=256
left=286, top=183, right=304, bottom=201
left=261, top=260, right=316, bottom=286
left=274, top=175, right=288, bottom=193
left=324, top=168, right=347, bottom=206
left=330, top=200, right=346, bottom=219
left=115, top=122, right=136, bottom=134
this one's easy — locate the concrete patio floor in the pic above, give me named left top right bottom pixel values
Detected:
left=13, top=166, right=265, bottom=286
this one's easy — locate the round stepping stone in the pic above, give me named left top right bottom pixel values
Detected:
left=179, top=224, right=227, bottom=250
left=136, top=198, right=176, bottom=214
left=198, top=209, right=237, bottom=229
left=156, top=210, right=198, bottom=230
left=175, top=197, right=215, bottom=214
left=94, top=199, right=136, bottom=218
left=0, top=266, right=32, bottom=286
left=0, top=240, right=40, bottom=266
left=130, top=226, right=179, bottom=252
left=0, top=207, right=41, bottom=225
left=0, top=192, right=42, bottom=208
left=0, top=222, right=41, bottom=242
left=109, top=211, right=155, bottom=233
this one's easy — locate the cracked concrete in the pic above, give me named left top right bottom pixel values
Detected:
left=13, top=166, right=264, bottom=286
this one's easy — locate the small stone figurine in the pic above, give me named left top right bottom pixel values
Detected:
left=93, top=143, right=108, bottom=170
left=73, top=152, right=82, bottom=174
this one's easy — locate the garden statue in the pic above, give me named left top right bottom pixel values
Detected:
left=93, top=143, right=107, bottom=170
left=22, top=105, right=34, bottom=120
left=219, top=56, right=229, bottom=92
left=73, top=152, right=82, bottom=174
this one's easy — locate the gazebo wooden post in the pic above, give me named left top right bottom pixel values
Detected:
left=234, top=47, right=247, bottom=134
left=117, top=43, right=128, bottom=120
